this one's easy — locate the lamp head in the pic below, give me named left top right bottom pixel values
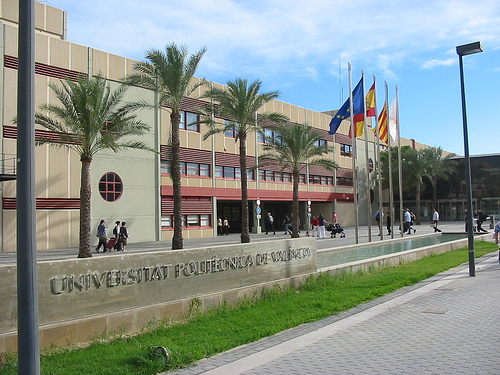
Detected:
left=456, top=41, right=483, bottom=56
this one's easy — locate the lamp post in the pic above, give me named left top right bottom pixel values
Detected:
left=456, top=41, right=483, bottom=277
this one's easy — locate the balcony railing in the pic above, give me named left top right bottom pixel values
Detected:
left=0, top=154, right=17, bottom=181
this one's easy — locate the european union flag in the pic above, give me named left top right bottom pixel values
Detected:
left=329, top=98, right=350, bottom=134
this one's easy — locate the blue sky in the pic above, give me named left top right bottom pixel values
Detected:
left=45, top=0, right=500, bottom=156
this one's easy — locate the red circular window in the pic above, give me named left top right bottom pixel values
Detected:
left=99, top=172, right=123, bottom=202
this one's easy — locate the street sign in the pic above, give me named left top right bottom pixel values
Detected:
left=256, top=206, right=261, bottom=214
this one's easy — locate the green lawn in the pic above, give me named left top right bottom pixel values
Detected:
left=1, top=241, right=497, bottom=375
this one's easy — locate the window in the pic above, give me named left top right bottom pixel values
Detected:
left=200, top=164, right=210, bottom=176
left=161, top=214, right=211, bottom=228
left=216, top=166, right=253, bottom=180
left=340, top=144, right=352, bottom=157
left=161, top=160, right=170, bottom=174
left=368, top=158, right=374, bottom=173
left=337, top=177, right=353, bottom=186
left=316, top=139, right=327, bottom=148
left=259, top=128, right=281, bottom=144
left=98, top=172, right=123, bottom=202
left=224, top=120, right=239, bottom=138
left=163, top=161, right=210, bottom=177
left=179, top=111, right=199, bottom=132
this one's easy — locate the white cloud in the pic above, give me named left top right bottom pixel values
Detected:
left=421, top=58, right=456, bottom=69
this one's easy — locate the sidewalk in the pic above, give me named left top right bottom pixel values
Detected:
left=0, top=221, right=482, bottom=264
left=167, top=251, right=500, bottom=375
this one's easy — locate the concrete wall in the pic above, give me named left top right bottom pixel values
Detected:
left=0, top=237, right=317, bottom=352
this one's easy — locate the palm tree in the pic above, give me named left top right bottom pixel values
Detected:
left=126, top=43, right=206, bottom=250
left=421, top=147, right=457, bottom=208
left=35, top=75, right=153, bottom=258
left=203, top=78, right=286, bottom=243
left=405, top=148, right=428, bottom=225
left=259, top=123, right=338, bottom=238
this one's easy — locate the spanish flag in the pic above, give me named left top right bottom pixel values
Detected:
left=366, top=84, right=376, bottom=118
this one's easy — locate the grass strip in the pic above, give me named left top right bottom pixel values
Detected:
left=1, top=241, right=497, bottom=375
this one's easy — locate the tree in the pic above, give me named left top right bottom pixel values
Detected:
left=421, top=147, right=457, bottom=208
left=203, top=78, right=286, bottom=243
left=259, top=123, right=338, bottom=238
left=404, top=148, right=428, bottom=225
left=126, top=43, right=206, bottom=250
left=35, top=75, right=153, bottom=258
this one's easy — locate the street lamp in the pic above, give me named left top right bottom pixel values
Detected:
left=456, top=41, right=483, bottom=277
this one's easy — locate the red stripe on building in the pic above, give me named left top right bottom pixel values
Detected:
left=4, top=55, right=86, bottom=81
left=3, top=197, right=80, bottom=209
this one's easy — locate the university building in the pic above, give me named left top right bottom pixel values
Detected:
left=0, top=0, right=434, bottom=252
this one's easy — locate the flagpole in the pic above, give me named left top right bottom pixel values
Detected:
left=361, top=70, right=372, bottom=242
left=348, top=63, right=359, bottom=244
left=386, top=82, right=394, bottom=238
left=395, top=86, right=404, bottom=237
left=372, top=76, right=383, bottom=240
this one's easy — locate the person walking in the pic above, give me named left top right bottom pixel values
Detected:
left=113, top=220, right=122, bottom=251
left=266, top=213, right=276, bottom=235
left=494, top=220, right=500, bottom=263
left=386, top=212, right=391, bottom=236
left=95, top=220, right=107, bottom=253
left=477, top=208, right=488, bottom=232
left=311, top=216, right=319, bottom=237
left=375, top=210, right=384, bottom=236
left=222, top=217, right=230, bottom=235
left=119, top=222, right=129, bottom=251
left=217, top=217, right=223, bottom=236
left=432, top=208, right=442, bottom=233
left=317, top=214, right=327, bottom=239
left=332, top=211, right=338, bottom=225
left=283, top=214, right=292, bottom=235
left=404, top=209, right=413, bottom=234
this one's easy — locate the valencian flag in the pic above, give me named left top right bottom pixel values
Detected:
left=375, top=100, right=389, bottom=144
left=365, top=84, right=376, bottom=118
left=329, top=77, right=364, bottom=135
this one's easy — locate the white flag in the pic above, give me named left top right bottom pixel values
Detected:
left=388, top=95, right=398, bottom=146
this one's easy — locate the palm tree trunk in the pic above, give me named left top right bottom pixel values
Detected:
left=291, top=170, right=300, bottom=238
left=416, top=179, right=422, bottom=225
left=432, top=176, right=438, bottom=209
left=170, top=112, right=184, bottom=250
left=78, top=158, right=92, bottom=258
left=239, top=134, right=250, bottom=243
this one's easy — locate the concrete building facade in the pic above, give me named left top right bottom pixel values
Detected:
left=0, top=0, right=423, bottom=252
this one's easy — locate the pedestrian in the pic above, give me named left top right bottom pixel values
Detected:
left=222, top=217, right=230, bottom=235
left=494, top=220, right=500, bottom=263
left=266, top=212, right=276, bottom=235
left=317, top=214, right=327, bottom=239
left=375, top=210, right=383, bottom=236
left=432, top=208, right=442, bottom=233
left=95, top=220, right=107, bottom=253
left=311, top=216, right=319, bottom=237
left=404, top=209, right=413, bottom=234
left=386, top=212, right=391, bottom=236
left=119, top=221, right=129, bottom=251
left=113, top=220, right=122, bottom=251
left=477, top=208, right=488, bottom=232
left=217, top=217, right=223, bottom=236
left=332, top=211, right=338, bottom=225
left=283, top=214, right=292, bottom=235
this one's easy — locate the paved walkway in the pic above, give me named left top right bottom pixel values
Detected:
left=167, top=250, right=500, bottom=375
left=0, top=221, right=484, bottom=264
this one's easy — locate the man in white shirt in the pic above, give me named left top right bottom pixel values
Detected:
left=432, top=208, right=442, bottom=233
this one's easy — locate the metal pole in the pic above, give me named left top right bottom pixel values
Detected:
left=458, top=54, right=475, bottom=277
left=17, top=0, right=40, bottom=373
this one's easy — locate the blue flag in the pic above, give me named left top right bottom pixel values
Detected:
left=329, top=98, right=350, bottom=134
